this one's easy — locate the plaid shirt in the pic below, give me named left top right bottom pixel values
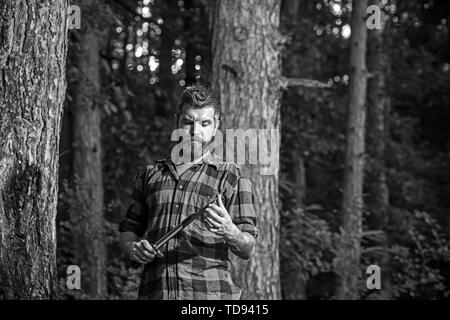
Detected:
left=118, top=153, right=258, bottom=300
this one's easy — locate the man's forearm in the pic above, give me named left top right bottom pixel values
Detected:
left=224, top=225, right=256, bottom=260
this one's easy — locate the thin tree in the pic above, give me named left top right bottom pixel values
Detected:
left=0, top=0, right=68, bottom=299
left=335, top=0, right=369, bottom=299
left=279, top=0, right=308, bottom=300
left=366, top=0, right=391, bottom=298
left=70, top=0, right=107, bottom=298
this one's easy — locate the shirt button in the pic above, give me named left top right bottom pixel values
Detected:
left=179, top=185, right=183, bottom=189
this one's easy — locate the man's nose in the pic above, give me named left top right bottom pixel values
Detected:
left=192, top=122, right=201, bottom=136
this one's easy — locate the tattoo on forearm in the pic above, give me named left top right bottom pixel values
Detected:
left=226, top=230, right=255, bottom=259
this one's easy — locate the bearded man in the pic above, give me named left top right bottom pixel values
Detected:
left=118, top=85, right=258, bottom=299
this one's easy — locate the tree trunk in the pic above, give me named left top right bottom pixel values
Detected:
left=212, top=0, right=282, bottom=299
left=0, top=0, right=68, bottom=299
left=366, top=0, right=391, bottom=298
left=159, top=0, right=182, bottom=115
left=279, top=0, right=308, bottom=300
left=281, top=151, right=307, bottom=299
left=71, top=0, right=106, bottom=298
left=335, top=0, right=369, bottom=300
left=183, top=0, right=199, bottom=86
left=183, top=0, right=213, bottom=86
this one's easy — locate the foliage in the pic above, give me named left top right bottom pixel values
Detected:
left=388, top=210, right=450, bottom=299
left=280, top=205, right=335, bottom=278
left=279, top=178, right=337, bottom=299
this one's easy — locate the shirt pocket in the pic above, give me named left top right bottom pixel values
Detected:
left=192, top=185, right=218, bottom=231
left=186, top=186, right=225, bottom=243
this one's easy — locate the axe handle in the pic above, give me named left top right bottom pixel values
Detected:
left=151, top=195, right=219, bottom=251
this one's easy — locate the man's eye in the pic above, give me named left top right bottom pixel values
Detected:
left=202, top=121, right=210, bottom=126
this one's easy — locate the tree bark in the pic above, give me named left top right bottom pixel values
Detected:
left=366, top=0, right=391, bottom=298
left=0, top=0, right=68, bottom=299
left=335, top=0, right=369, bottom=300
left=212, top=0, right=283, bottom=299
left=70, top=0, right=106, bottom=298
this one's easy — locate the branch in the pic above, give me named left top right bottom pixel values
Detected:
left=280, top=76, right=332, bottom=89
left=361, top=246, right=384, bottom=255
left=111, top=0, right=137, bottom=17
left=362, top=230, right=385, bottom=237
left=110, top=0, right=158, bottom=24
left=100, top=52, right=121, bottom=62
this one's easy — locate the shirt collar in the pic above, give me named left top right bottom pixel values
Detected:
left=155, top=152, right=221, bottom=169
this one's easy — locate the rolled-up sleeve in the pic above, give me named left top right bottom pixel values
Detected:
left=118, top=169, right=149, bottom=237
left=226, top=177, right=259, bottom=239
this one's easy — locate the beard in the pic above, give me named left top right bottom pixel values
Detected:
left=188, top=136, right=214, bottom=161
left=173, top=133, right=216, bottom=164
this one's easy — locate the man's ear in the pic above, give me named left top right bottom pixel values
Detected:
left=214, top=118, right=220, bottom=133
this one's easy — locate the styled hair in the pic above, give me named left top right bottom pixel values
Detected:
left=175, top=85, right=220, bottom=123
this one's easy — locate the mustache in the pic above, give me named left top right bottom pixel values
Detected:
left=189, top=136, right=203, bottom=143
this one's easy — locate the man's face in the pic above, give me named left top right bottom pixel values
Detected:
left=177, top=106, right=219, bottom=158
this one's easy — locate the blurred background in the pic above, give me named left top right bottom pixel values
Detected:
left=55, top=0, right=450, bottom=299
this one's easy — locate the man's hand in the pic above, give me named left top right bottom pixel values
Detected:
left=128, top=240, right=163, bottom=264
left=204, top=194, right=239, bottom=238
left=204, top=194, right=256, bottom=260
